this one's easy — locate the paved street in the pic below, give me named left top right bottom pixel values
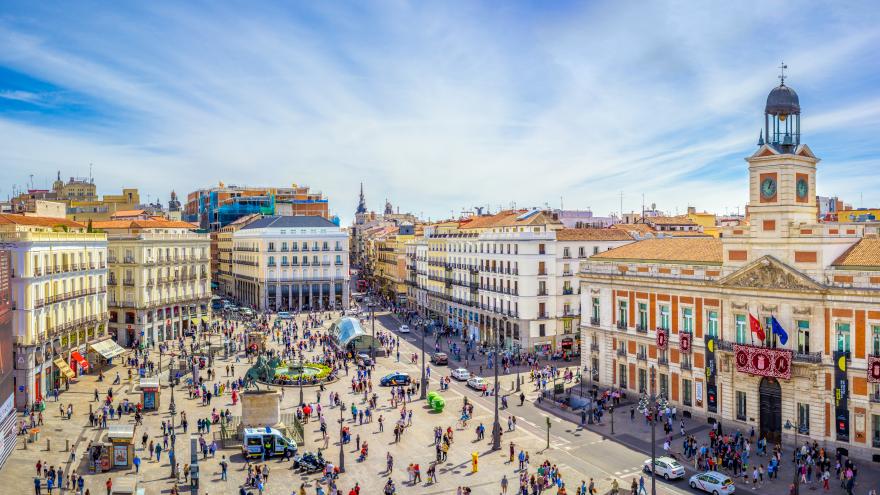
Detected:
left=1, top=310, right=875, bottom=495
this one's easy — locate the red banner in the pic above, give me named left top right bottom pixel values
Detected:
left=656, top=329, right=668, bottom=350
left=679, top=333, right=692, bottom=353
left=733, top=344, right=792, bottom=380
left=869, top=355, right=880, bottom=384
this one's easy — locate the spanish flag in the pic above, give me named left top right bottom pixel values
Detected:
left=749, top=314, right=765, bottom=341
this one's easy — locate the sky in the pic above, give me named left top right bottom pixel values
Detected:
left=2, top=1, right=880, bottom=225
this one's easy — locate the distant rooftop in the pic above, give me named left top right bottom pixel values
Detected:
left=240, top=215, right=338, bottom=230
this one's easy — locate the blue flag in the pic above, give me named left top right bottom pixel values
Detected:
left=770, top=316, right=788, bottom=345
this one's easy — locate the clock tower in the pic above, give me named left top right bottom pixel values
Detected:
left=746, top=76, right=819, bottom=237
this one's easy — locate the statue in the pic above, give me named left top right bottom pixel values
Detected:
left=246, top=355, right=275, bottom=383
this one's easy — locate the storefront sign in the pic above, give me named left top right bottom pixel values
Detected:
left=679, top=333, right=691, bottom=353
left=704, top=335, right=716, bottom=413
left=868, top=355, right=880, bottom=383
left=833, top=350, right=849, bottom=442
left=733, top=344, right=792, bottom=380
left=656, top=329, right=667, bottom=350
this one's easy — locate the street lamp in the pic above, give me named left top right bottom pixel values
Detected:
left=338, top=402, right=345, bottom=473
left=785, top=419, right=803, bottom=495
left=369, top=294, right=376, bottom=363
left=299, top=356, right=305, bottom=406
left=491, top=329, right=502, bottom=451
left=637, top=366, right=668, bottom=495
left=419, top=321, right=428, bottom=400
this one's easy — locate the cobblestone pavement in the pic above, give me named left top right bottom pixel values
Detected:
left=1, top=312, right=695, bottom=495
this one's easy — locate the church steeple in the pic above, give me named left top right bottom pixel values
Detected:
left=355, top=182, right=367, bottom=214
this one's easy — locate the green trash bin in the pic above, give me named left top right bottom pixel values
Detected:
left=427, top=391, right=439, bottom=407
left=432, top=397, right=445, bottom=413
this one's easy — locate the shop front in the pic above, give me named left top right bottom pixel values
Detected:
left=90, top=338, right=126, bottom=368
left=52, top=357, right=75, bottom=387
left=70, top=351, right=90, bottom=377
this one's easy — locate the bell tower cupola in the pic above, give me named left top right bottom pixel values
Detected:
left=764, top=62, right=801, bottom=153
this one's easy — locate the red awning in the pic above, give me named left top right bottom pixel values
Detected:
left=70, top=351, right=90, bottom=371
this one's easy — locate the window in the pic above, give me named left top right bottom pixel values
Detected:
left=281, top=242, right=287, bottom=251
left=538, top=261, right=546, bottom=275
left=736, top=391, right=747, bottom=421
left=538, top=243, right=545, bottom=255
left=659, top=305, right=670, bottom=330
left=563, top=247, right=570, bottom=258
left=735, top=314, right=747, bottom=344
left=707, top=310, right=718, bottom=337
left=638, top=368, right=647, bottom=393
left=268, top=242, right=275, bottom=252
left=836, top=322, right=851, bottom=353
left=539, top=324, right=546, bottom=337
left=268, top=256, right=275, bottom=266
left=618, top=300, right=628, bottom=326
left=659, top=374, right=668, bottom=398
left=682, top=378, right=692, bottom=406
left=798, top=320, right=811, bottom=354
left=682, top=307, right=693, bottom=333
left=797, top=403, right=810, bottom=434
left=593, top=246, right=599, bottom=255
left=638, top=303, right=648, bottom=329
left=592, top=297, right=600, bottom=322
left=579, top=247, right=585, bottom=257
left=619, top=363, right=627, bottom=389
left=872, top=325, right=880, bottom=355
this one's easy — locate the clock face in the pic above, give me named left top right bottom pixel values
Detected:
left=796, top=178, right=808, bottom=200
left=761, top=177, right=777, bottom=199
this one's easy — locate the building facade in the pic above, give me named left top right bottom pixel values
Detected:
left=231, top=216, right=349, bottom=311
left=579, top=80, right=880, bottom=457
left=403, top=211, right=635, bottom=352
left=216, top=214, right=261, bottom=298
left=2, top=214, right=109, bottom=409
left=94, top=219, right=212, bottom=347
left=184, top=182, right=329, bottom=231
left=0, top=250, right=15, bottom=469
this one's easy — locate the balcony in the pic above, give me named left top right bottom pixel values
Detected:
left=146, top=279, right=154, bottom=288
left=616, top=320, right=627, bottom=330
left=636, top=352, right=647, bottom=362
left=123, top=256, right=136, bottom=264
left=537, top=289, right=548, bottom=296
left=871, top=393, right=880, bottom=404
left=590, top=317, right=600, bottom=326
left=33, top=267, right=43, bottom=276
left=123, top=279, right=135, bottom=287
left=680, top=362, right=692, bottom=371
left=108, top=278, right=118, bottom=286
left=562, top=287, right=574, bottom=295
left=658, top=355, right=669, bottom=366
left=635, top=324, right=648, bottom=334
left=616, top=347, right=627, bottom=358
left=537, top=312, right=550, bottom=319
left=590, top=342, right=600, bottom=352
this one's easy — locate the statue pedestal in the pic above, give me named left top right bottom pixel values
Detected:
left=240, top=390, right=282, bottom=428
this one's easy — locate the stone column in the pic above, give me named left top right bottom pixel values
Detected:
left=298, top=284, right=303, bottom=311
left=318, top=283, right=323, bottom=310
left=307, top=284, right=313, bottom=310
left=342, top=280, right=350, bottom=310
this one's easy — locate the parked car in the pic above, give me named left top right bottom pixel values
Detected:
left=451, top=368, right=470, bottom=381
left=689, top=471, right=735, bottom=494
left=380, top=372, right=411, bottom=386
left=430, top=352, right=448, bottom=365
left=277, top=311, right=292, bottom=319
left=643, top=456, right=685, bottom=480
left=357, top=353, right=373, bottom=367
left=398, top=325, right=411, bottom=334
left=466, top=376, right=488, bottom=391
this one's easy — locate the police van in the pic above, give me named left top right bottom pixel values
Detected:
left=242, top=427, right=298, bottom=459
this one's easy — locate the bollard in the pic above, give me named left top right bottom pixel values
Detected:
left=89, top=404, right=92, bottom=415
left=47, top=438, right=50, bottom=451
left=66, top=439, right=69, bottom=452
left=23, top=436, right=26, bottom=450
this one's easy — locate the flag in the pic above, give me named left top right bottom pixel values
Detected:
left=770, top=316, right=789, bottom=345
left=749, top=314, right=765, bottom=341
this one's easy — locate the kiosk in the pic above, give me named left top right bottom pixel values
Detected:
left=89, top=425, right=136, bottom=473
left=109, top=475, right=144, bottom=495
left=139, top=377, right=161, bottom=411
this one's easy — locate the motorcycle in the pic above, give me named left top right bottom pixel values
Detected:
left=293, top=451, right=326, bottom=473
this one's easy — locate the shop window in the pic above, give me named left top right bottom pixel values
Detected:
left=682, top=378, right=692, bottom=406
left=797, top=403, right=810, bottom=434
left=736, top=391, right=747, bottom=421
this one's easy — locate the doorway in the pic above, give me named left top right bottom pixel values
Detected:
left=759, top=377, right=782, bottom=443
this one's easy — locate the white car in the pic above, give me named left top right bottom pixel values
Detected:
left=277, top=311, right=292, bottom=319
left=689, top=471, right=735, bottom=494
left=643, top=456, right=686, bottom=480
left=466, top=376, right=488, bottom=391
left=451, top=368, right=470, bottom=381
left=398, top=325, right=411, bottom=334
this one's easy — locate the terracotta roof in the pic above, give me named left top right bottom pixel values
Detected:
left=591, top=237, right=722, bottom=264
left=555, top=228, right=633, bottom=241
left=110, top=209, right=147, bottom=218
left=0, top=214, right=84, bottom=228
left=660, top=230, right=712, bottom=237
left=647, top=215, right=696, bottom=226
left=611, top=223, right=656, bottom=234
left=831, top=238, right=880, bottom=268
left=93, top=219, right=198, bottom=230
left=459, top=210, right=560, bottom=230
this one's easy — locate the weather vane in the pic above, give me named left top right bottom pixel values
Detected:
left=778, top=61, right=788, bottom=85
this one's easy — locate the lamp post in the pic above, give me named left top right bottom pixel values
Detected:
left=491, top=330, right=502, bottom=451
left=338, top=401, right=345, bottom=473
left=168, top=370, right=178, bottom=479
left=785, top=419, right=802, bottom=495
left=370, top=294, right=376, bottom=363
left=637, top=366, right=668, bottom=495
left=419, top=321, right=428, bottom=400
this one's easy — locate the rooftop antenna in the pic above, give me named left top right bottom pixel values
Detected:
left=29, top=174, right=34, bottom=190
left=778, top=61, right=787, bottom=85
left=560, top=196, right=564, bottom=211
left=89, top=162, right=93, bottom=183
left=619, top=191, right=624, bottom=221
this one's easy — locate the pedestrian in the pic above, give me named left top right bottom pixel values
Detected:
left=105, top=478, right=112, bottom=495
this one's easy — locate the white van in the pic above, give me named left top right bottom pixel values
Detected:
left=242, top=427, right=298, bottom=459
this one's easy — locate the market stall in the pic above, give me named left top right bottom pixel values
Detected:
left=89, top=338, right=127, bottom=367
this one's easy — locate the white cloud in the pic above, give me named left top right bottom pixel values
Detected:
left=0, top=1, right=879, bottom=223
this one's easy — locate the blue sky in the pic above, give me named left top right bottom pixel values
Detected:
left=2, top=1, right=880, bottom=223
